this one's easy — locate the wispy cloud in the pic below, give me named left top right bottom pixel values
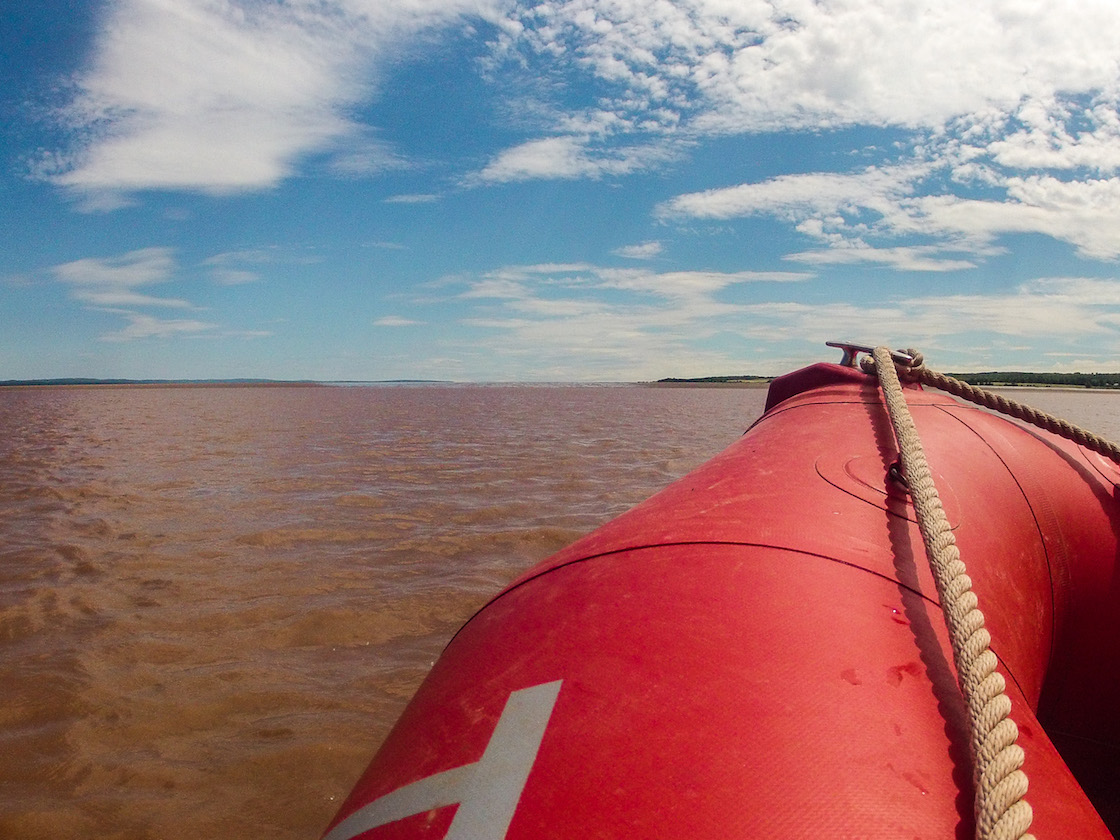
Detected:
left=100, top=311, right=217, bottom=342
left=659, top=157, right=1120, bottom=263
left=49, top=247, right=272, bottom=341
left=373, top=315, right=422, bottom=326
left=418, top=260, right=1120, bottom=378
left=442, top=262, right=811, bottom=378
left=52, top=247, right=190, bottom=307
left=784, top=244, right=977, bottom=273
left=731, top=276, right=1120, bottom=366
left=472, top=135, right=678, bottom=183
left=202, top=248, right=281, bottom=285
left=907, top=176, right=1120, bottom=260
left=613, top=241, right=662, bottom=259
left=41, top=0, right=494, bottom=202
left=656, top=167, right=924, bottom=222
left=383, top=194, right=439, bottom=204
left=208, top=268, right=260, bottom=285
left=327, top=131, right=410, bottom=176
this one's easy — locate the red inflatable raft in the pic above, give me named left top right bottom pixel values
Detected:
left=324, top=358, right=1120, bottom=839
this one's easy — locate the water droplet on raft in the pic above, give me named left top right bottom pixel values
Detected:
left=886, top=662, right=923, bottom=685
left=901, top=770, right=929, bottom=795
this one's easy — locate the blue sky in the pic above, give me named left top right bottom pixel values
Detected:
left=5, top=0, right=1120, bottom=381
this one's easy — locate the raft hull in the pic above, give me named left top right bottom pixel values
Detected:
left=325, top=364, right=1120, bottom=839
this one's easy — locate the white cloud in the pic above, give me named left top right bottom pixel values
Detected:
left=100, top=311, right=217, bottom=342
left=987, top=99, right=1120, bottom=173
left=49, top=247, right=271, bottom=341
left=203, top=248, right=282, bottom=284
left=657, top=165, right=923, bottom=222
left=593, top=267, right=807, bottom=298
left=210, top=268, right=260, bottom=285
left=201, top=245, right=326, bottom=284
left=442, top=262, right=812, bottom=378
left=373, top=316, right=422, bottom=326
left=45, top=0, right=1120, bottom=235
left=785, top=244, right=976, bottom=272
left=431, top=259, right=1120, bottom=378
left=495, top=0, right=1120, bottom=135
left=731, top=276, right=1120, bottom=365
left=52, top=247, right=191, bottom=307
left=383, top=194, right=439, bottom=204
left=327, top=131, right=410, bottom=176
left=475, top=137, right=594, bottom=181
left=1019, top=276, right=1120, bottom=307
left=491, top=264, right=774, bottom=300
left=515, top=262, right=596, bottom=274
left=909, top=176, right=1120, bottom=260
left=613, top=241, right=662, bottom=259
left=473, top=135, right=677, bottom=183
left=43, top=0, right=493, bottom=200
left=481, top=1, right=1120, bottom=267
left=36, top=0, right=1120, bottom=311
left=661, top=160, right=1120, bottom=261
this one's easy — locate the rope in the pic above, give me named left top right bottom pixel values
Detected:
left=870, top=346, right=1035, bottom=840
left=874, top=349, right=1120, bottom=464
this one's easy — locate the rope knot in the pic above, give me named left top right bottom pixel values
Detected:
left=899, top=348, right=925, bottom=381
left=858, top=347, right=925, bottom=379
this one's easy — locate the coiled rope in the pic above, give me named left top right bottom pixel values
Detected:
left=868, top=346, right=1035, bottom=840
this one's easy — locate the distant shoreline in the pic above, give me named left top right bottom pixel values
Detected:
left=6, top=373, right=1120, bottom=390
left=0, top=379, right=324, bottom=388
left=0, top=378, right=470, bottom=388
left=651, top=378, right=772, bottom=388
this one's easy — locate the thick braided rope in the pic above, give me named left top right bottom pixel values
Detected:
left=871, top=347, right=1035, bottom=840
left=901, top=350, right=1120, bottom=464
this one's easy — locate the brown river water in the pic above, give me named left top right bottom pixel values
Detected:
left=0, top=383, right=770, bottom=839
left=2, top=381, right=1119, bottom=839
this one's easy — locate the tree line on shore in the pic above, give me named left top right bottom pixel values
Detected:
left=948, top=372, right=1120, bottom=388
